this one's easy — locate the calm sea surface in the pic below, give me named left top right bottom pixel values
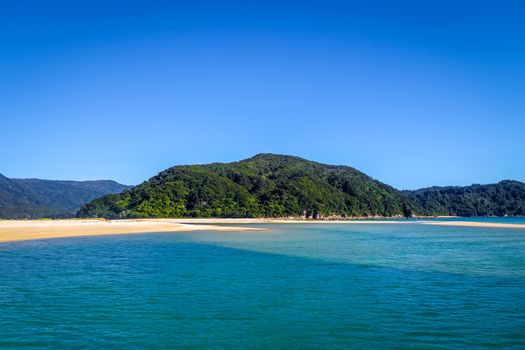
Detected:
left=1, top=221, right=525, bottom=349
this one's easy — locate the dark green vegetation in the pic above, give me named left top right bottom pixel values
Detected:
left=7, top=155, right=521, bottom=220
left=78, top=154, right=421, bottom=219
left=78, top=154, right=525, bottom=219
left=0, top=174, right=128, bottom=219
left=405, top=180, right=525, bottom=217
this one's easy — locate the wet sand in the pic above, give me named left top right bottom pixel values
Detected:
left=0, top=219, right=261, bottom=243
left=1, top=218, right=523, bottom=243
left=420, top=220, right=525, bottom=229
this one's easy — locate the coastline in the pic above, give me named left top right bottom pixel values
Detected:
left=0, top=219, right=262, bottom=243
left=419, top=220, right=525, bottom=229
left=1, top=217, right=524, bottom=244
left=170, top=217, right=525, bottom=229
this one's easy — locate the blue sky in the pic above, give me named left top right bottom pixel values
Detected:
left=1, top=0, right=524, bottom=189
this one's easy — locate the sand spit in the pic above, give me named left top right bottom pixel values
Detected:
left=234, top=218, right=525, bottom=229
left=0, top=219, right=261, bottom=243
left=420, top=220, right=525, bottom=229
left=1, top=218, right=524, bottom=243
left=173, top=218, right=409, bottom=224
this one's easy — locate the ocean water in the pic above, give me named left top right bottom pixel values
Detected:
left=415, top=217, right=525, bottom=224
left=1, top=222, right=524, bottom=349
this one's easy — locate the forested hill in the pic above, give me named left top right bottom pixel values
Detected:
left=405, top=180, right=525, bottom=217
left=78, top=154, right=420, bottom=219
left=0, top=174, right=128, bottom=219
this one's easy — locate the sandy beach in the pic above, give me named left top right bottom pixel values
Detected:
left=420, top=220, right=525, bottom=229
left=0, top=218, right=406, bottom=243
left=172, top=218, right=409, bottom=224
left=174, top=218, right=525, bottom=229
left=0, top=219, right=262, bottom=243
left=1, top=218, right=524, bottom=244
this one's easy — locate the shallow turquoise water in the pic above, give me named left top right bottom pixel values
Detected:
left=416, top=217, right=525, bottom=224
left=1, top=222, right=524, bottom=349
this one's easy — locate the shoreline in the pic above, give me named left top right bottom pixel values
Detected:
left=1, top=217, right=524, bottom=244
left=0, top=219, right=262, bottom=244
left=418, top=220, right=525, bottom=229
left=165, top=217, right=525, bottom=229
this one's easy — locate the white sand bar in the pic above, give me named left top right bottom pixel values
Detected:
left=1, top=218, right=524, bottom=243
left=0, top=219, right=261, bottom=243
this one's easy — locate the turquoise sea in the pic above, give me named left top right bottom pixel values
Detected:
left=1, top=220, right=525, bottom=349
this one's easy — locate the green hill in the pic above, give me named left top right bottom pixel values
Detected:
left=405, top=180, right=525, bottom=217
left=77, top=154, right=525, bottom=219
left=78, top=154, right=420, bottom=219
left=0, top=174, right=128, bottom=219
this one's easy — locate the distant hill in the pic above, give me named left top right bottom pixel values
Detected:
left=78, top=154, right=421, bottom=219
left=0, top=174, right=128, bottom=219
left=405, top=180, right=525, bottom=217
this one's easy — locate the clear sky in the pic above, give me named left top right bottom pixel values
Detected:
left=1, top=0, right=524, bottom=189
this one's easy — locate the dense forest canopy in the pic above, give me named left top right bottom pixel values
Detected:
left=0, top=174, right=128, bottom=219
left=3, top=155, right=523, bottom=220
left=78, top=154, right=420, bottom=219
left=405, top=180, right=525, bottom=217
